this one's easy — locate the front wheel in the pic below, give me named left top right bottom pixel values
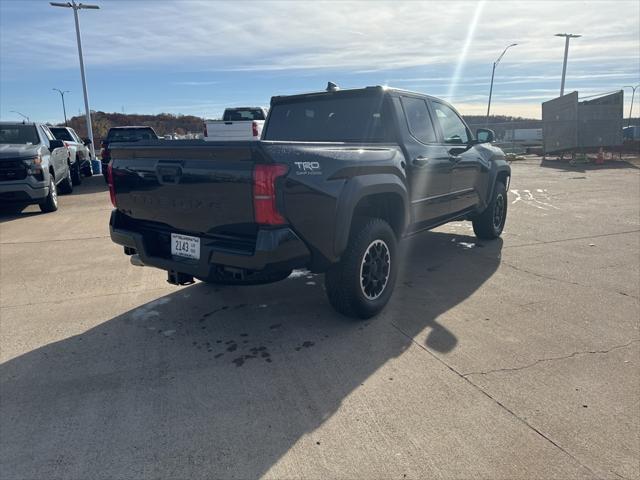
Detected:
left=58, top=165, right=73, bottom=194
left=473, top=181, right=507, bottom=239
left=39, top=175, right=58, bottom=213
left=325, top=218, right=398, bottom=319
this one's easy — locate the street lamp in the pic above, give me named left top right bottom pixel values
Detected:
left=52, top=88, right=70, bottom=126
left=623, top=85, right=639, bottom=127
left=50, top=1, right=99, bottom=157
left=555, top=33, right=581, bottom=96
left=10, top=111, right=30, bottom=122
left=486, top=43, right=517, bottom=125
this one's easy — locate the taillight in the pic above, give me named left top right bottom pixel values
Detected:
left=107, top=161, right=116, bottom=207
left=252, top=121, right=259, bottom=138
left=253, top=164, right=288, bottom=225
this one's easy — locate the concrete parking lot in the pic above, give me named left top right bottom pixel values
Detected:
left=1, top=159, right=639, bottom=479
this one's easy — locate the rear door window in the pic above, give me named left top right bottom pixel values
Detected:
left=401, top=96, right=437, bottom=144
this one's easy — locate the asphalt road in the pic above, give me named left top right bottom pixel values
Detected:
left=1, top=159, right=639, bottom=479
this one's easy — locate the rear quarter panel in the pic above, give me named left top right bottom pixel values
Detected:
left=261, top=142, right=407, bottom=266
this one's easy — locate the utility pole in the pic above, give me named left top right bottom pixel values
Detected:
left=486, top=43, right=518, bottom=125
left=50, top=1, right=99, bottom=157
left=623, top=85, right=639, bottom=127
left=555, top=33, right=581, bottom=96
left=52, top=88, right=70, bottom=126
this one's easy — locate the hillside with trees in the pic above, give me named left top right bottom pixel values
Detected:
left=62, top=112, right=204, bottom=144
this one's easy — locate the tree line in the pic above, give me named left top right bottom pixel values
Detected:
left=62, top=112, right=204, bottom=144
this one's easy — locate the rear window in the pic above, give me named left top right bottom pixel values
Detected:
left=107, top=128, right=158, bottom=142
left=264, top=94, right=394, bottom=142
left=49, top=127, right=74, bottom=142
left=223, top=109, right=265, bottom=121
left=0, top=124, right=40, bottom=145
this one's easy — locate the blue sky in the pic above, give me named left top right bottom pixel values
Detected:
left=1, top=0, right=639, bottom=123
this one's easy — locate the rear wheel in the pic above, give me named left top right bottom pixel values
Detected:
left=472, top=181, right=507, bottom=239
left=39, top=175, right=58, bottom=213
left=81, top=157, right=93, bottom=177
left=71, top=161, right=82, bottom=185
left=325, top=218, right=397, bottom=319
left=58, top=165, right=73, bottom=194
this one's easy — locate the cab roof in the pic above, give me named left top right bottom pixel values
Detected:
left=270, top=85, right=440, bottom=106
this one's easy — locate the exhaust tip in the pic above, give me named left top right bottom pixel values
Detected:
left=130, top=254, right=145, bottom=267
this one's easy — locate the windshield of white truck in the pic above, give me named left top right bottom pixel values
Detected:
left=222, top=109, right=266, bottom=121
left=0, top=124, right=40, bottom=145
left=263, top=94, right=394, bottom=142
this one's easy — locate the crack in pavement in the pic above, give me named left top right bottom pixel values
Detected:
left=461, top=340, right=640, bottom=377
left=389, top=320, right=604, bottom=478
left=500, top=260, right=640, bottom=301
left=1, top=286, right=171, bottom=309
left=502, top=229, right=640, bottom=250
left=0, top=235, right=110, bottom=245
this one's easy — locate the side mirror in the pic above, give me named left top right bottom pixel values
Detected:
left=49, top=139, right=65, bottom=151
left=476, top=128, right=495, bottom=143
left=83, top=138, right=92, bottom=146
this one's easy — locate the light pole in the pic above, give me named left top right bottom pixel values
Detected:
left=555, top=33, right=581, bottom=96
left=50, top=1, right=99, bottom=157
left=10, top=111, right=30, bottom=122
left=623, top=85, right=639, bottom=127
left=486, top=43, right=517, bottom=125
left=52, top=88, right=70, bottom=126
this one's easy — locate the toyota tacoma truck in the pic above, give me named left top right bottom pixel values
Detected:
left=109, top=85, right=510, bottom=318
left=204, top=107, right=267, bottom=141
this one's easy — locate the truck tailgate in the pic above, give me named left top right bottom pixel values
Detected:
left=111, top=141, right=257, bottom=235
left=205, top=121, right=259, bottom=141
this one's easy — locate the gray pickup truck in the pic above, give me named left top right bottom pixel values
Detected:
left=0, top=121, right=74, bottom=213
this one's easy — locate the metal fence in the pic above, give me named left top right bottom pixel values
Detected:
left=542, top=90, right=623, bottom=154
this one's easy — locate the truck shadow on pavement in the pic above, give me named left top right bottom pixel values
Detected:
left=1, top=231, right=502, bottom=479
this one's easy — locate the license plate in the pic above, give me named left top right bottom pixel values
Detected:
left=171, top=233, right=200, bottom=260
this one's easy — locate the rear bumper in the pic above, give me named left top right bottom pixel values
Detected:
left=109, top=210, right=310, bottom=277
left=0, top=178, right=48, bottom=204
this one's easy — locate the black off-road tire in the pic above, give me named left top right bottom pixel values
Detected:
left=325, top=217, right=398, bottom=319
left=81, top=158, right=93, bottom=177
left=196, top=269, right=292, bottom=286
left=71, top=161, right=82, bottom=186
left=39, top=175, right=58, bottom=213
left=58, top=165, right=74, bottom=194
left=472, top=181, right=507, bottom=239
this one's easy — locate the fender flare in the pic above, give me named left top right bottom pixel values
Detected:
left=483, top=162, right=511, bottom=208
left=333, top=174, right=409, bottom=258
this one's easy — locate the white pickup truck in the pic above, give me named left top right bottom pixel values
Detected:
left=204, top=107, right=268, bottom=141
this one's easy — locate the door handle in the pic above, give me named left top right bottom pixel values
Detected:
left=412, top=156, right=429, bottom=167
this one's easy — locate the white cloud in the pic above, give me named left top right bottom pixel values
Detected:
left=1, top=0, right=638, bottom=119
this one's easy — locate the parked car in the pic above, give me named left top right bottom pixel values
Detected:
left=100, top=126, right=159, bottom=179
left=108, top=85, right=510, bottom=318
left=0, top=121, right=74, bottom=212
left=204, top=107, right=267, bottom=141
left=49, top=126, right=93, bottom=184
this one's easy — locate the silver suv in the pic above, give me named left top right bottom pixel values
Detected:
left=0, top=121, right=74, bottom=213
